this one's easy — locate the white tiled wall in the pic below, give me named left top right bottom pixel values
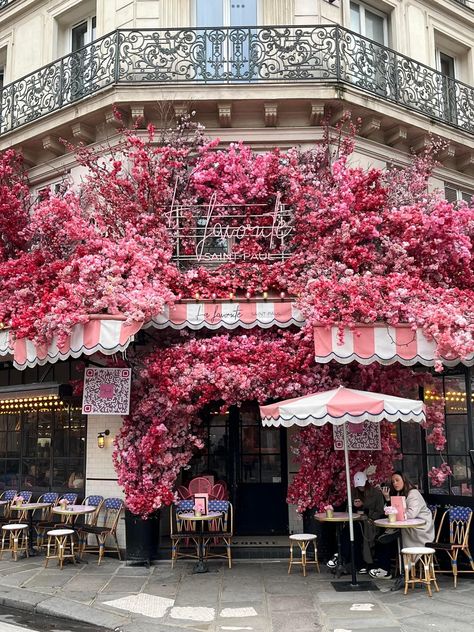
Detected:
left=287, top=426, right=304, bottom=534
left=85, top=414, right=126, bottom=547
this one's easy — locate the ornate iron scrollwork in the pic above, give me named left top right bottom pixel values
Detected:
left=0, top=25, right=473, bottom=136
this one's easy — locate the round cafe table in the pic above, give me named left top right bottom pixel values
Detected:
left=52, top=504, right=96, bottom=524
left=10, top=502, right=52, bottom=556
left=374, top=517, right=425, bottom=587
left=315, top=512, right=365, bottom=578
left=178, top=511, right=222, bottom=574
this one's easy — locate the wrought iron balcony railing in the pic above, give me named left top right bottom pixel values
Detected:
left=1, top=25, right=473, bottom=136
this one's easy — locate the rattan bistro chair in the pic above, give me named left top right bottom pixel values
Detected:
left=79, top=498, right=124, bottom=564
left=170, top=504, right=200, bottom=567
left=0, top=490, right=18, bottom=524
left=203, top=500, right=234, bottom=568
left=431, top=506, right=474, bottom=588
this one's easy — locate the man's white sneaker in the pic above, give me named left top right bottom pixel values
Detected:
left=326, top=554, right=339, bottom=568
left=369, top=568, right=392, bottom=579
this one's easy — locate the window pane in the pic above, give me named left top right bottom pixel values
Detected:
left=350, top=2, right=361, bottom=33
left=400, top=422, right=421, bottom=453
left=444, top=376, right=466, bottom=414
left=241, top=426, right=259, bottom=453
left=446, top=415, right=468, bottom=453
left=450, top=457, right=472, bottom=496
left=401, top=454, right=424, bottom=492
left=209, top=426, right=226, bottom=453
left=365, top=10, right=385, bottom=45
left=261, top=428, right=280, bottom=452
left=53, top=460, right=84, bottom=491
left=4, top=460, right=19, bottom=490
left=428, top=455, right=449, bottom=495
left=196, top=0, right=223, bottom=27
left=230, top=0, right=257, bottom=26
left=242, top=455, right=259, bottom=482
left=261, top=454, right=281, bottom=483
left=72, top=21, right=88, bottom=52
left=22, top=459, right=50, bottom=490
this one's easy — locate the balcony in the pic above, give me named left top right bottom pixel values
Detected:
left=0, top=24, right=473, bottom=137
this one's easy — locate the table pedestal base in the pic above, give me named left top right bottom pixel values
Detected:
left=192, top=560, right=209, bottom=574
left=331, top=580, right=379, bottom=592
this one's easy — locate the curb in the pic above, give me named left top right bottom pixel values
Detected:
left=0, top=584, right=129, bottom=631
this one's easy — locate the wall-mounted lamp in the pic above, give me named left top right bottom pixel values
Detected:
left=97, top=429, right=110, bottom=449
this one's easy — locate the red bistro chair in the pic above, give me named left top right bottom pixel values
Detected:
left=176, top=486, right=191, bottom=500
left=210, top=483, right=226, bottom=500
left=188, top=477, right=212, bottom=495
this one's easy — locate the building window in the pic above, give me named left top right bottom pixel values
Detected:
left=425, top=375, right=472, bottom=497
left=350, top=1, right=388, bottom=46
left=71, top=15, right=96, bottom=52
left=195, top=0, right=258, bottom=27
left=0, top=398, right=86, bottom=494
left=0, top=361, right=86, bottom=495
left=31, top=176, right=71, bottom=204
left=444, top=183, right=473, bottom=205
left=0, top=45, right=7, bottom=89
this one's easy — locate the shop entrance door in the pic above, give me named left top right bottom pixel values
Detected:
left=188, top=401, right=288, bottom=535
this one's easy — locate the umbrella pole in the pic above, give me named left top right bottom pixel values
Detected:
left=343, top=422, right=358, bottom=587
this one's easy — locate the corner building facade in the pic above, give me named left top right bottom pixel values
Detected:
left=0, top=0, right=474, bottom=545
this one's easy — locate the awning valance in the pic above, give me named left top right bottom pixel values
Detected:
left=148, top=301, right=305, bottom=331
left=314, top=324, right=474, bottom=367
left=0, top=317, right=142, bottom=370
left=0, top=302, right=305, bottom=370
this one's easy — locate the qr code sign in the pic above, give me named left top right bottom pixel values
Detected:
left=333, top=422, right=381, bottom=451
left=82, top=368, right=131, bottom=416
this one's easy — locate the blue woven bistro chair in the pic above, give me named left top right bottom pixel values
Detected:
left=33, top=493, right=60, bottom=548
left=431, top=506, right=474, bottom=587
left=0, top=490, right=18, bottom=523
left=78, top=497, right=124, bottom=564
left=203, top=500, right=234, bottom=568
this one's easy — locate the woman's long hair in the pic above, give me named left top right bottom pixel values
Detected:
left=389, top=470, right=415, bottom=497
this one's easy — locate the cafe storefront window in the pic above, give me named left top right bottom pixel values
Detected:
left=0, top=361, right=86, bottom=495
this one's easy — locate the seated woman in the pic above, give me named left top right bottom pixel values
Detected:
left=369, top=470, right=434, bottom=583
left=327, top=471, right=385, bottom=573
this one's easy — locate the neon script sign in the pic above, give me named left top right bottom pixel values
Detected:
left=166, top=192, right=293, bottom=266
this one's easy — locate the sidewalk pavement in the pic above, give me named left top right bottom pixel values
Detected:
left=0, top=554, right=473, bottom=632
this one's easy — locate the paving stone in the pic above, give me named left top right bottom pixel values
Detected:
left=101, top=576, right=148, bottom=593
left=142, top=580, right=180, bottom=598
left=328, top=621, right=402, bottom=631
left=268, top=594, right=314, bottom=612
left=116, top=566, right=154, bottom=576
left=264, top=580, right=312, bottom=595
left=319, top=601, right=387, bottom=618
left=400, top=614, right=474, bottom=632
left=271, top=611, right=322, bottom=632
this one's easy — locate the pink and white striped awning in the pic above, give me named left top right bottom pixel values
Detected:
left=314, top=324, right=474, bottom=367
left=0, top=316, right=143, bottom=370
left=148, top=301, right=304, bottom=331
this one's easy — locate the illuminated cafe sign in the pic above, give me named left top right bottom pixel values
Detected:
left=165, top=192, right=294, bottom=266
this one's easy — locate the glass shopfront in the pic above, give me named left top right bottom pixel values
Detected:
left=395, top=368, right=474, bottom=502
left=188, top=401, right=288, bottom=535
left=0, top=361, right=86, bottom=496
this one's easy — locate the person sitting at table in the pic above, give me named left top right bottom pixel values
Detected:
left=327, top=471, right=385, bottom=574
left=369, top=470, right=434, bottom=581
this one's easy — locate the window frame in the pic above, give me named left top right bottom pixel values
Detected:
left=350, top=0, right=389, bottom=46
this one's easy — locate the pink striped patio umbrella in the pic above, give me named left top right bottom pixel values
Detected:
left=260, top=386, right=425, bottom=589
